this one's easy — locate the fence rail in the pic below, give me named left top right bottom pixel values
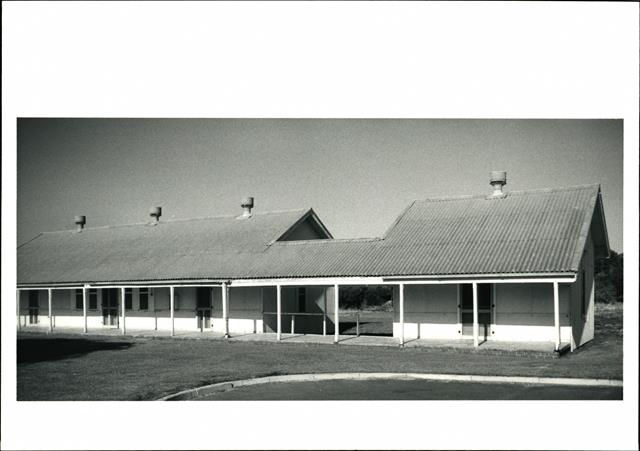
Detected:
left=262, top=311, right=393, bottom=337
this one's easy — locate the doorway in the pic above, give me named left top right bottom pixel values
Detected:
left=28, top=291, right=39, bottom=324
left=102, top=288, right=119, bottom=327
left=460, top=284, right=493, bottom=341
left=196, top=287, right=212, bottom=330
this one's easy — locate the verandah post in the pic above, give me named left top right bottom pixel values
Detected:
left=48, top=288, right=53, bottom=333
left=222, top=282, right=229, bottom=338
left=83, top=286, right=88, bottom=333
left=16, top=289, right=21, bottom=330
left=553, top=281, right=560, bottom=351
left=323, top=287, right=327, bottom=336
left=170, top=286, right=175, bottom=337
left=276, top=284, right=282, bottom=341
left=121, top=287, right=126, bottom=335
left=334, top=284, right=339, bottom=344
left=399, top=282, right=405, bottom=346
left=472, top=282, right=478, bottom=347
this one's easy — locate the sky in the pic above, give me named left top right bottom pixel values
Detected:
left=17, top=119, right=623, bottom=251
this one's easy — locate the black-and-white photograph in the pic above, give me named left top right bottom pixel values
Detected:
left=2, top=3, right=638, bottom=451
left=15, top=118, right=623, bottom=402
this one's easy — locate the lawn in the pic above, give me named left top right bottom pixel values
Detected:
left=16, top=303, right=623, bottom=401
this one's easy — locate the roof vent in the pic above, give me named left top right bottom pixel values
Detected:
left=149, top=206, right=162, bottom=225
left=488, top=171, right=507, bottom=199
left=240, top=197, right=254, bottom=218
left=74, top=215, right=86, bottom=232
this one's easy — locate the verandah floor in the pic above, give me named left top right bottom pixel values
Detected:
left=17, top=325, right=565, bottom=355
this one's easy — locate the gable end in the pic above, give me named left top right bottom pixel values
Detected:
left=274, top=209, right=333, bottom=242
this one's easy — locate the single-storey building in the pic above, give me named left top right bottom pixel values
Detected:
left=17, top=171, right=610, bottom=352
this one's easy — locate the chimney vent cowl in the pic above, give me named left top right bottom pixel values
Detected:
left=149, top=206, right=162, bottom=225
left=74, top=215, right=86, bottom=232
left=488, top=171, right=507, bottom=199
left=240, top=197, right=254, bottom=218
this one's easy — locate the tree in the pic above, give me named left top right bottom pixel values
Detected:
left=339, top=286, right=393, bottom=310
left=595, top=250, right=623, bottom=303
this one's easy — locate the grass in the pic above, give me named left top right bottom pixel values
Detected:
left=17, top=303, right=623, bottom=401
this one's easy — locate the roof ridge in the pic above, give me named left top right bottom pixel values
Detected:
left=414, top=183, right=600, bottom=203
left=37, top=208, right=310, bottom=235
left=17, top=232, right=45, bottom=248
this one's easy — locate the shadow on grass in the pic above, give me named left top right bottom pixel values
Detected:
left=18, top=338, right=134, bottom=364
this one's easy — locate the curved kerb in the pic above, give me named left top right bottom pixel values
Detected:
left=157, top=372, right=623, bottom=401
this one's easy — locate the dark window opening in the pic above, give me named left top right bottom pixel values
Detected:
left=297, top=287, right=306, bottom=313
left=89, top=289, right=98, bottom=310
left=139, top=288, right=149, bottom=311
left=460, top=284, right=491, bottom=311
left=125, top=288, right=133, bottom=310
left=75, top=289, right=83, bottom=310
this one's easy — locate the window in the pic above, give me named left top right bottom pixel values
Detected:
left=581, top=269, right=586, bottom=317
left=89, top=289, right=98, bottom=310
left=75, top=289, right=83, bottom=310
left=297, top=287, right=306, bottom=313
left=139, top=288, right=149, bottom=311
left=125, top=288, right=133, bottom=310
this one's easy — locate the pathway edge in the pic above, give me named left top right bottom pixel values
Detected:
left=158, top=372, right=623, bottom=401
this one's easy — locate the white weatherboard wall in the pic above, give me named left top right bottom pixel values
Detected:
left=570, top=232, right=595, bottom=349
left=392, top=284, right=458, bottom=339
left=18, top=289, right=106, bottom=329
left=153, top=287, right=197, bottom=331
left=17, top=286, right=267, bottom=334
left=17, top=276, right=586, bottom=345
left=212, top=286, right=263, bottom=334
left=492, top=283, right=571, bottom=342
left=118, top=287, right=158, bottom=330
left=391, top=282, right=575, bottom=343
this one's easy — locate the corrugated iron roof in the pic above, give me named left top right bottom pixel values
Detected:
left=17, top=209, right=313, bottom=285
left=17, top=184, right=605, bottom=285
left=249, top=184, right=603, bottom=279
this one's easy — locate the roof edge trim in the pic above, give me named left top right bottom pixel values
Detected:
left=568, top=185, right=600, bottom=271
left=381, top=271, right=577, bottom=281
left=381, top=200, right=416, bottom=239
left=17, top=278, right=230, bottom=289
left=596, top=189, right=611, bottom=257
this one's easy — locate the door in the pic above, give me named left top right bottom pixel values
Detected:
left=28, top=291, right=39, bottom=324
left=196, top=287, right=212, bottom=330
left=102, top=288, right=119, bottom=327
left=460, top=284, right=493, bottom=341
